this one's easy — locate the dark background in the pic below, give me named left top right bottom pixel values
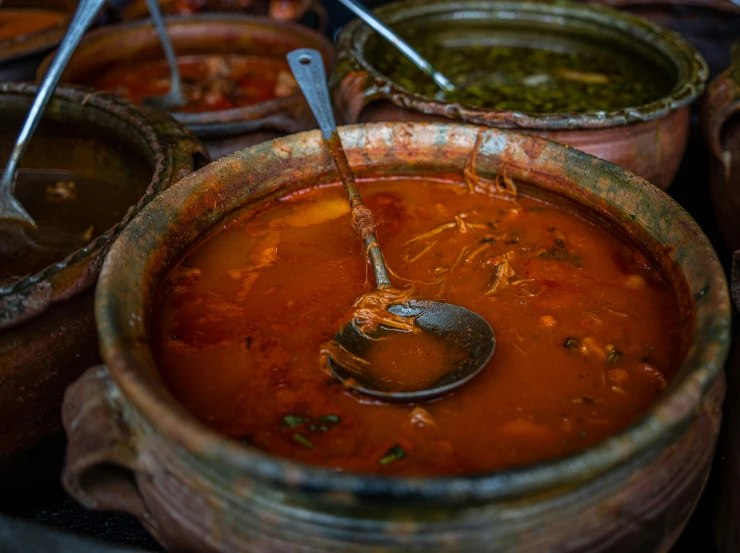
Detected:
left=0, top=0, right=737, bottom=551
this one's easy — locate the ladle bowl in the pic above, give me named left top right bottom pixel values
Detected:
left=288, top=47, right=495, bottom=401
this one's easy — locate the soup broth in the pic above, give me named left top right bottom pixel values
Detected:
left=152, top=177, right=684, bottom=476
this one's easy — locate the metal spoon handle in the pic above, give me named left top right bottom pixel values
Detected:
left=144, top=0, right=183, bottom=101
left=335, top=0, right=455, bottom=92
left=0, top=0, right=106, bottom=202
left=287, top=48, right=392, bottom=289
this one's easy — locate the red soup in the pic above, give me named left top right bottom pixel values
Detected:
left=152, top=176, right=684, bottom=476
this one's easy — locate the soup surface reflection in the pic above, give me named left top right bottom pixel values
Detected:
left=152, top=177, right=683, bottom=475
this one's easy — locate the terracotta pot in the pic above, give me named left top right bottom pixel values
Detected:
left=0, top=0, right=77, bottom=81
left=712, top=249, right=740, bottom=553
left=703, top=43, right=740, bottom=253
left=0, top=83, right=207, bottom=466
left=119, top=0, right=326, bottom=31
left=41, top=14, right=335, bottom=160
left=61, top=122, right=730, bottom=553
left=331, top=0, right=707, bottom=191
left=586, top=0, right=740, bottom=79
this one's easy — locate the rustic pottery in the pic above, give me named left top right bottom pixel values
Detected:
left=703, top=42, right=740, bottom=253
left=43, top=14, right=335, bottom=159
left=0, top=0, right=76, bottom=81
left=0, top=83, right=207, bottom=468
left=331, top=0, right=708, bottom=190
left=712, top=249, right=740, bottom=553
left=62, top=122, right=729, bottom=553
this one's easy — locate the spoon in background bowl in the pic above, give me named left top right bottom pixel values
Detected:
left=141, top=0, right=187, bottom=111
left=0, top=0, right=108, bottom=229
left=335, top=0, right=456, bottom=94
left=286, top=48, right=494, bottom=402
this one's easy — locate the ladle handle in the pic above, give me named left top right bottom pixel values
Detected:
left=144, top=0, right=183, bottom=100
left=334, top=0, right=455, bottom=92
left=0, top=0, right=106, bottom=197
left=287, top=48, right=392, bottom=289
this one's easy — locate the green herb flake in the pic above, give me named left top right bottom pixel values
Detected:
left=293, top=433, right=313, bottom=448
left=607, top=348, right=623, bottom=364
left=282, top=415, right=306, bottom=428
left=563, top=337, right=579, bottom=350
left=618, top=214, right=636, bottom=223
left=319, top=414, right=341, bottom=426
left=379, top=445, right=407, bottom=466
left=555, top=238, right=565, bottom=249
left=481, top=237, right=496, bottom=245
left=693, top=286, right=710, bottom=301
left=540, top=248, right=582, bottom=268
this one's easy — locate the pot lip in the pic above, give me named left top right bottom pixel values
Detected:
left=0, top=82, right=195, bottom=323
left=40, top=13, right=336, bottom=129
left=0, top=7, right=71, bottom=65
left=334, top=0, right=708, bottom=130
left=120, top=0, right=314, bottom=22
left=96, top=122, right=730, bottom=502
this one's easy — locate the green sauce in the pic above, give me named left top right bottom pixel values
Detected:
left=371, top=44, right=670, bottom=113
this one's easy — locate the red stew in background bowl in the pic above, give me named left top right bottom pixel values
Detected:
left=152, top=175, right=682, bottom=476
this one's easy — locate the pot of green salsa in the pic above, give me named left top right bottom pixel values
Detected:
left=331, top=0, right=707, bottom=190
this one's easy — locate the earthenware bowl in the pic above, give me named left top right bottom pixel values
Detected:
left=331, top=0, right=708, bottom=190
left=0, top=83, right=207, bottom=468
left=61, top=122, right=729, bottom=553
left=42, top=14, right=335, bottom=159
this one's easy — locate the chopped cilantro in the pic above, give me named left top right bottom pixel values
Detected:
left=379, top=445, right=407, bottom=465
left=282, top=415, right=306, bottom=428
left=563, top=337, right=579, bottom=350
left=293, top=433, right=313, bottom=448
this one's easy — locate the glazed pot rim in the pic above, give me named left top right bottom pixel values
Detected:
left=96, top=122, right=730, bottom=502
left=120, top=0, right=314, bottom=22
left=40, top=13, right=335, bottom=132
left=334, top=0, right=708, bottom=130
left=0, top=82, right=201, bottom=325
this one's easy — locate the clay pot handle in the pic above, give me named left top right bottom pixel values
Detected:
left=331, top=69, right=386, bottom=124
left=704, top=42, right=740, bottom=181
left=61, top=366, right=149, bottom=520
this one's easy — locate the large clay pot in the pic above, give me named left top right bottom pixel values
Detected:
left=0, top=83, right=207, bottom=469
left=61, top=123, right=730, bottom=553
left=703, top=42, right=740, bottom=253
left=712, top=249, right=740, bottom=553
left=42, top=14, right=335, bottom=159
left=331, top=0, right=708, bottom=190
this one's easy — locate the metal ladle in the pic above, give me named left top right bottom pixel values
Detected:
left=335, top=0, right=455, bottom=93
left=0, top=0, right=107, bottom=228
left=287, top=48, right=494, bottom=402
left=141, top=0, right=187, bottom=111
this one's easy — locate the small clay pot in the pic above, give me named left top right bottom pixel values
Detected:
left=703, top=42, right=740, bottom=253
left=331, top=0, right=708, bottom=190
left=41, top=14, right=335, bottom=160
left=62, top=123, right=729, bottom=553
left=0, top=83, right=207, bottom=466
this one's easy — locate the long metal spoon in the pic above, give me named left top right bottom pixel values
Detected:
left=287, top=48, right=494, bottom=402
left=336, top=0, right=456, bottom=93
left=141, top=0, right=187, bottom=111
left=0, top=0, right=107, bottom=228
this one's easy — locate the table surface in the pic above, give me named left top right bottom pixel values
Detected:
left=1, top=1, right=737, bottom=551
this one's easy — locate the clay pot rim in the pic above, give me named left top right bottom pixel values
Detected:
left=0, top=83, right=199, bottom=319
left=96, top=122, right=730, bottom=502
left=38, top=14, right=335, bottom=133
left=334, top=0, right=708, bottom=131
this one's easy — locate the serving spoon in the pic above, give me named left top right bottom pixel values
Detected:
left=0, top=0, right=107, bottom=228
left=335, top=0, right=455, bottom=93
left=141, top=0, right=187, bottom=111
left=287, top=48, right=494, bottom=402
